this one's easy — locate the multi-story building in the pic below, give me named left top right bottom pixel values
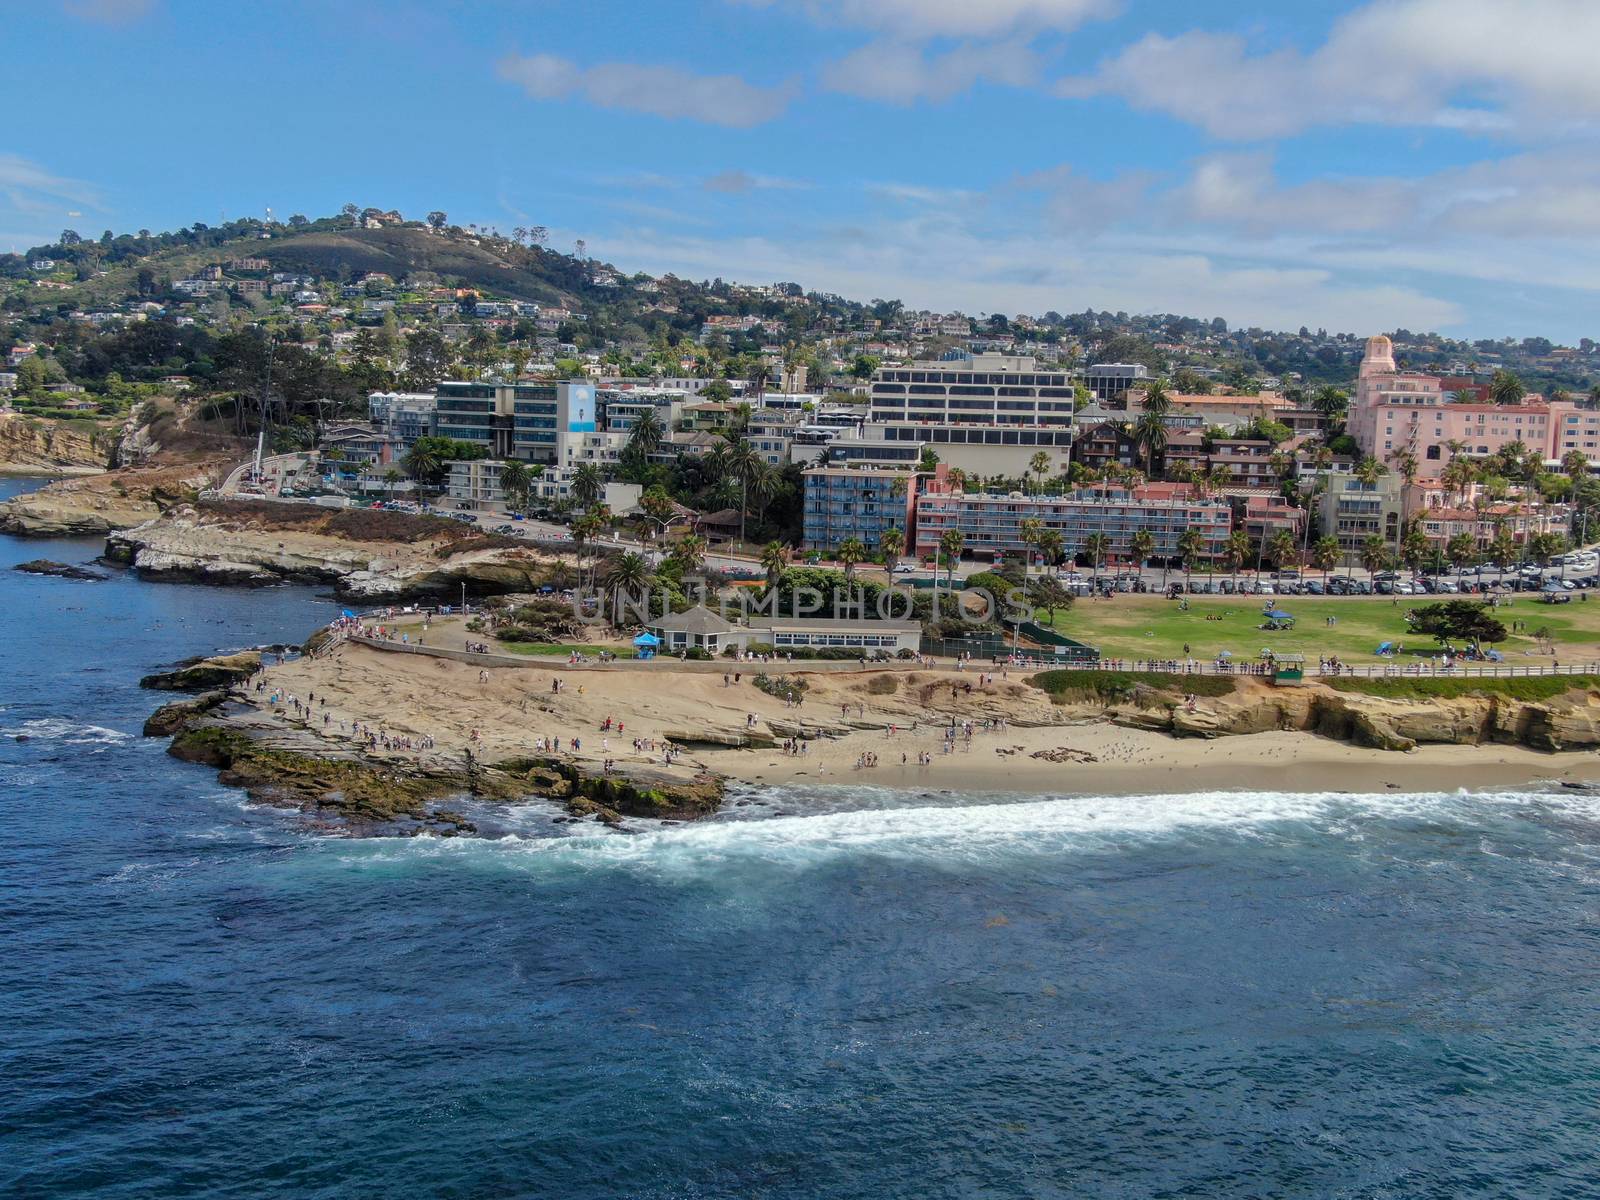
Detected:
left=1414, top=502, right=1571, bottom=553
left=433, top=379, right=596, bottom=464
left=800, top=466, right=915, bottom=552
left=912, top=475, right=1231, bottom=564
left=1316, top=473, right=1405, bottom=564
left=1081, top=362, right=1149, bottom=401
left=867, top=352, right=1077, bottom=428
left=367, top=391, right=437, bottom=448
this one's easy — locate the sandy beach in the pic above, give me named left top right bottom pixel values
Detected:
left=239, top=631, right=1600, bottom=800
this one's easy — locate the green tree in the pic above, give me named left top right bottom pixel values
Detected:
left=498, top=460, right=531, bottom=511
left=1129, top=529, right=1156, bottom=574
left=1029, top=450, right=1052, bottom=495
left=1223, top=528, right=1251, bottom=590
left=603, top=551, right=655, bottom=622
left=938, top=527, right=964, bottom=591
left=1489, top=369, right=1526, bottom=406
left=571, top=462, right=603, bottom=509
left=836, top=536, right=867, bottom=582
left=1361, top=535, right=1393, bottom=575
left=1407, top=600, right=1507, bottom=650
left=1312, top=534, right=1341, bottom=581
left=879, top=526, right=905, bottom=566
left=1177, top=528, right=1204, bottom=590
left=1083, top=532, right=1110, bottom=593
left=1268, top=529, right=1298, bottom=571
left=1445, top=532, right=1477, bottom=584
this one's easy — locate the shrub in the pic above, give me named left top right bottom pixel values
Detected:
left=753, top=672, right=808, bottom=703
left=865, top=675, right=899, bottom=695
left=1028, top=670, right=1235, bottom=704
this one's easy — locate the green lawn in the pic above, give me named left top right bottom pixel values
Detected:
left=1043, top=593, right=1600, bottom=666
left=496, top=641, right=631, bottom=657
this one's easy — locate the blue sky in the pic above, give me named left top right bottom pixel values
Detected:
left=7, top=0, right=1600, bottom=341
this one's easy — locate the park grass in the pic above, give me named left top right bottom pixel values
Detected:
left=496, top=641, right=630, bottom=657
left=1322, top=675, right=1600, bottom=702
left=1042, top=593, right=1600, bottom=666
left=1029, top=669, right=1237, bottom=704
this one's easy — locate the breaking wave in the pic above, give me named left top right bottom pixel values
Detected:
left=324, top=785, right=1600, bottom=878
left=1, top=718, right=131, bottom=746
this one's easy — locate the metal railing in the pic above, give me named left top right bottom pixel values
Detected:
left=998, top=655, right=1600, bottom=679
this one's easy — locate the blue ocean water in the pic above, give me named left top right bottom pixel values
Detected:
left=4, top=475, right=1600, bottom=1198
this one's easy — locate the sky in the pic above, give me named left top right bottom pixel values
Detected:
left=7, top=0, right=1600, bottom=342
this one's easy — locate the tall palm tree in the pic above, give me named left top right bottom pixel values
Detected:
left=1028, top=451, right=1052, bottom=495
left=1224, top=528, right=1251, bottom=591
left=1083, top=532, right=1110, bottom=594
left=498, top=460, right=531, bottom=512
left=403, top=441, right=442, bottom=485
left=1177, top=529, right=1204, bottom=591
left=726, top=437, right=762, bottom=545
left=1445, top=532, right=1477, bottom=587
left=382, top=467, right=401, bottom=499
left=1036, top=528, right=1064, bottom=573
left=1362, top=535, right=1393, bottom=577
left=1129, top=528, right=1156, bottom=579
left=626, top=410, right=665, bottom=458
left=1313, top=534, right=1340, bottom=584
left=760, top=540, right=791, bottom=589
left=1018, top=517, right=1044, bottom=578
left=1489, top=368, right=1525, bottom=406
left=571, top=510, right=606, bottom=589
left=879, top=526, right=905, bottom=568
left=1268, top=529, right=1298, bottom=572
left=1312, top=386, right=1349, bottom=426
left=837, top=537, right=867, bottom=583
left=1135, top=408, right=1168, bottom=478
left=571, top=463, right=603, bottom=509
left=603, top=551, right=655, bottom=623
left=1354, top=455, right=1386, bottom=488
left=938, top=528, right=964, bottom=592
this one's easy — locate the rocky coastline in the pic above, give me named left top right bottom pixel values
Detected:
left=143, top=650, right=726, bottom=835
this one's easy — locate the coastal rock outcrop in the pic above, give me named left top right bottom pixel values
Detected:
left=13, top=559, right=109, bottom=581
left=140, top=651, right=261, bottom=692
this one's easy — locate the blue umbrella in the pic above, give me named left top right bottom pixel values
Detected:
left=1266, top=609, right=1294, bottom=620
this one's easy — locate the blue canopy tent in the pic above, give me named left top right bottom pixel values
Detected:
left=633, top=631, right=661, bottom=659
left=1265, top=610, right=1293, bottom=620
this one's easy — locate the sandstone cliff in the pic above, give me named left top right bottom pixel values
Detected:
left=0, top=413, right=111, bottom=476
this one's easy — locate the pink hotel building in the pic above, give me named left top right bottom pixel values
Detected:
left=1349, top=335, right=1600, bottom=477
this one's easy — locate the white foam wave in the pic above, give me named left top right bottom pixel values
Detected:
left=2, top=717, right=131, bottom=745
left=328, top=786, right=1600, bottom=876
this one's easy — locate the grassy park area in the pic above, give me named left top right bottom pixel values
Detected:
left=1044, top=593, right=1600, bottom=666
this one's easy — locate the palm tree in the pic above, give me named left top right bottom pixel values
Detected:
left=603, top=551, right=654, bottom=623
left=1400, top=524, right=1429, bottom=579
left=1268, top=529, right=1297, bottom=572
left=760, top=540, right=791, bottom=589
left=1036, top=529, right=1064, bottom=573
left=1129, top=529, right=1156, bottom=579
left=1028, top=451, right=1052, bottom=495
left=637, top=486, right=677, bottom=544
left=1135, top=408, right=1168, bottom=478
left=1354, top=455, right=1386, bottom=488
left=571, top=463, right=603, bottom=509
left=382, top=467, right=401, bottom=499
left=403, top=441, right=442, bottom=485
left=1361, top=535, right=1393, bottom=577
left=1489, top=524, right=1517, bottom=574
left=1018, top=517, right=1044, bottom=578
left=1313, top=534, right=1340, bottom=584
left=1311, top=386, right=1349, bottom=425
left=879, top=526, right=905, bottom=569
left=938, top=527, right=964, bottom=592
left=1386, top=447, right=1419, bottom=490
left=1440, top=456, right=1477, bottom=507
left=571, top=510, right=607, bottom=589
left=1563, top=449, right=1589, bottom=482
left=626, top=410, right=665, bottom=458
left=1224, top=529, right=1251, bottom=591
left=1177, top=529, right=1204, bottom=591
left=726, top=437, right=762, bottom=545
left=837, top=537, right=867, bottom=583
left=498, top=460, right=531, bottom=512
left=1489, top=368, right=1526, bottom=406
left=1446, top=531, right=1477, bottom=587
left=1083, top=532, right=1110, bottom=594
left=671, top=532, right=707, bottom=575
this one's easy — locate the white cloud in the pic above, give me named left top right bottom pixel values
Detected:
left=822, top=39, right=1041, bottom=103
left=1059, top=0, right=1600, bottom=139
left=740, top=0, right=1117, bottom=38
left=496, top=53, right=796, bottom=128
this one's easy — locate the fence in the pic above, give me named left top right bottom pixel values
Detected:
left=997, top=654, right=1600, bottom=680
